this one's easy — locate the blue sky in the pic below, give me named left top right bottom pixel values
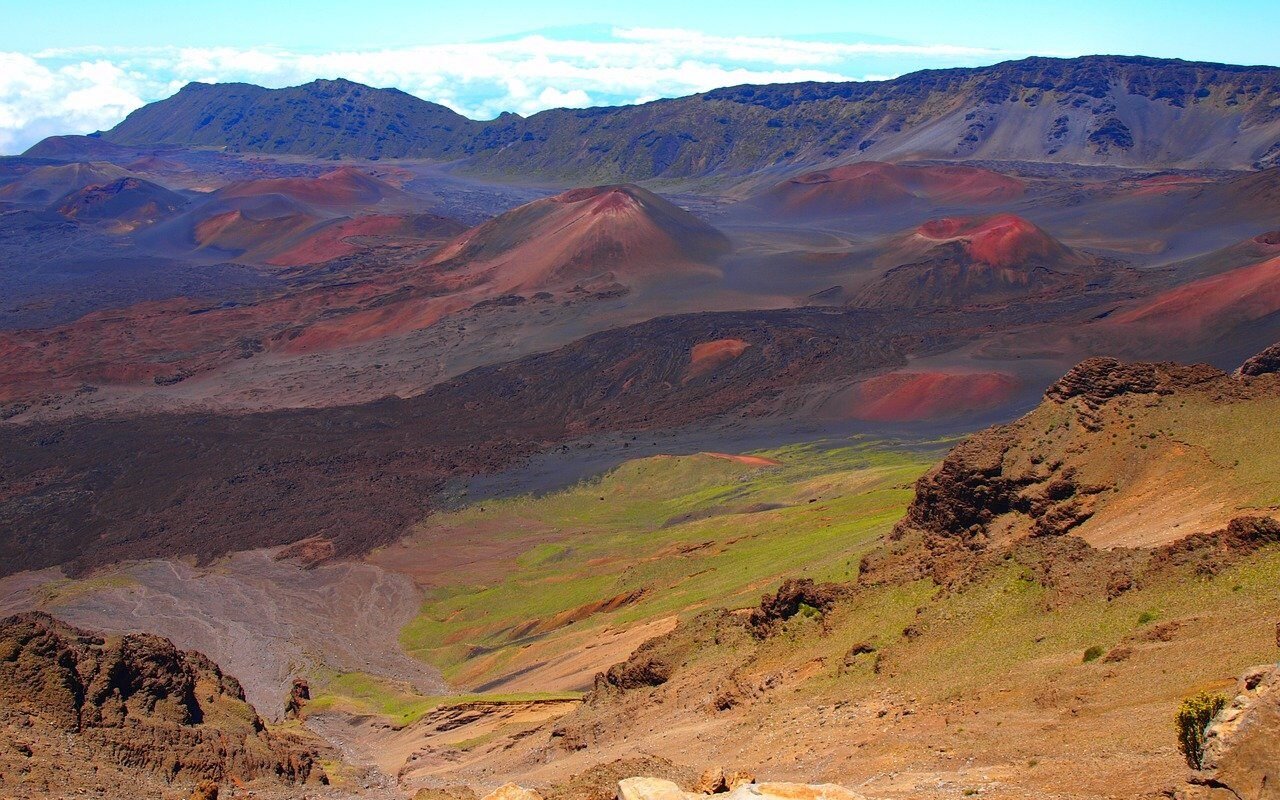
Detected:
left=1, top=0, right=1277, bottom=153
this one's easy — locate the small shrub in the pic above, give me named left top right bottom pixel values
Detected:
left=1176, top=692, right=1228, bottom=769
left=1082, top=645, right=1105, bottom=663
left=1137, top=611, right=1158, bottom=625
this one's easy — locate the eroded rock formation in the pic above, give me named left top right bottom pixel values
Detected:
left=0, top=612, right=324, bottom=796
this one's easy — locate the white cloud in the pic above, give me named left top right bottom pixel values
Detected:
left=0, top=28, right=1019, bottom=154
left=0, top=53, right=144, bottom=153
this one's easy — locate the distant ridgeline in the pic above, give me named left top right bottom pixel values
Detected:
left=34, top=55, right=1280, bottom=179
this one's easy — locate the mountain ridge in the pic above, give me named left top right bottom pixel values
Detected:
left=76, top=55, right=1280, bottom=179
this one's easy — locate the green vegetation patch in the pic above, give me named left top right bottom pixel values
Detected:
left=307, top=670, right=580, bottom=728
left=400, top=438, right=944, bottom=686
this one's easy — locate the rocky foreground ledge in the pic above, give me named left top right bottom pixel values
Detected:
left=445, top=659, right=1280, bottom=800
left=462, top=775, right=867, bottom=800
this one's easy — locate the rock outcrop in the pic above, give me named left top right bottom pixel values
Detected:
left=1044, top=357, right=1224, bottom=431
left=1182, top=665, right=1280, bottom=800
left=867, top=343, right=1280, bottom=584
left=1237, top=342, right=1280, bottom=377
left=0, top=612, right=324, bottom=797
left=748, top=579, right=850, bottom=638
left=284, top=676, right=311, bottom=719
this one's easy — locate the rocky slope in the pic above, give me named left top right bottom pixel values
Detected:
left=82, top=56, right=1280, bottom=177
left=0, top=612, right=324, bottom=798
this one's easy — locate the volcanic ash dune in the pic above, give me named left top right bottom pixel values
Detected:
left=55, top=177, right=187, bottom=230
left=852, top=213, right=1098, bottom=309
left=751, top=162, right=1025, bottom=217
left=1110, top=254, right=1280, bottom=343
left=424, top=184, right=731, bottom=293
left=0, top=161, right=133, bottom=205
left=214, top=165, right=405, bottom=208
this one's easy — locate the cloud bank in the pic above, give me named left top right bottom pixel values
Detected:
left=1, top=28, right=1013, bottom=154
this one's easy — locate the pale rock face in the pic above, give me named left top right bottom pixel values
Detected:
left=616, top=778, right=866, bottom=800
left=1183, top=664, right=1280, bottom=800
left=618, top=777, right=699, bottom=800
left=725, top=782, right=868, bottom=800
left=481, top=783, right=545, bottom=800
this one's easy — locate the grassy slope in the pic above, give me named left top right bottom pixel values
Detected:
left=395, top=440, right=944, bottom=689
left=320, top=386, right=1280, bottom=779
left=306, top=670, right=579, bottom=727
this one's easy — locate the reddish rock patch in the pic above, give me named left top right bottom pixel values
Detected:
left=702, top=452, right=782, bottom=467
left=850, top=370, right=1020, bottom=422
left=686, top=338, right=750, bottom=380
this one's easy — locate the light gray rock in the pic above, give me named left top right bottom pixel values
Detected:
left=1183, top=664, right=1280, bottom=800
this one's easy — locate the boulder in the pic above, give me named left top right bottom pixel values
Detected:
left=1184, top=664, right=1280, bottom=799
left=618, top=777, right=697, bottom=800
left=694, top=769, right=728, bottom=794
left=482, top=784, right=545, bottom=800
left=189, top=781, right=219, bottom=800
left=693, top=768, right=754, bottom=794
left=1237, top=343, right=1280, bottom=377
left=619, top=777, right=861, bottom=800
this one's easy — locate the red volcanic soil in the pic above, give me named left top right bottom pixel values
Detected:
left=702, top=452, right=782, bottom=467
left=424, top=184, right=730, bottom=292
left=848, top=370, right=1020, bottom=422
left=914, top=214, right=1082, bottom=268
left=266, top=213, right=466, bottom=267
left=192, top=206, right=323, bottom=255
left=214, top=166, right=402, bottom=207
left=685, top=338, right=750, bottom=381
left=1111, top=255, right=1280, bottom=338
left=756, top=162, right=1024, bottom=216
left=55, top=177, right=186, bottom=230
